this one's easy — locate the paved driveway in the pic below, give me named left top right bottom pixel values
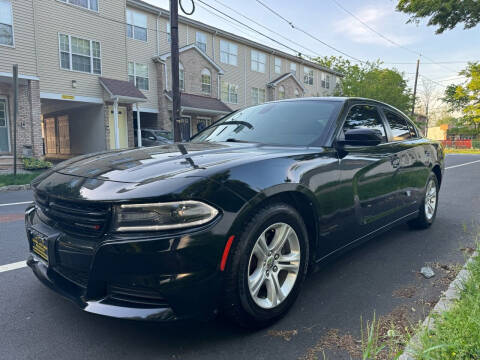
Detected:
left=1, top=154, right=479, bottom=360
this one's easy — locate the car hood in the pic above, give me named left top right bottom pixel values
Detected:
left=49, top=142, right=307, bottom=184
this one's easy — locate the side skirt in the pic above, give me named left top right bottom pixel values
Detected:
left=313, top=210, right=419, bottom=268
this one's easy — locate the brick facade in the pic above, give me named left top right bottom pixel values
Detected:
left=156, top=47, right=223, bottom=131
left=267, top=75, right=304, bottom=102
left=155, top=62, right=171, bottom=131
left=0, top=80, right=42, bottom=160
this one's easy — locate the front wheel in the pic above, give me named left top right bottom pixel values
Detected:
left=408, top=173, right=439, bottom=229
left=222, top=203, right=309, bottom=328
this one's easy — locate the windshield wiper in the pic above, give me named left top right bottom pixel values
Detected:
left=209, top=120, right=253, bottom=129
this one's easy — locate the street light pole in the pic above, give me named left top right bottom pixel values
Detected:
left=170, top=0, right=182, bottom=142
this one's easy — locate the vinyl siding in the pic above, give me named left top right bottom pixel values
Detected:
left=126, top=6, right=158, bottom=111
left=34, top=0, right=128, bottom=99
left=0, top=0, right=37, bottom=77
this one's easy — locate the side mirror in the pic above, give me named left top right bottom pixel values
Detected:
left=339, top=128, right=383, bottom=147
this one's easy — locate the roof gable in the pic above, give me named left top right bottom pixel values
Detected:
left=156, top=44, right=224, bottom=75
left=99, top=77, right=147, bottom=102
left=268, top=73, right=305, bottom=92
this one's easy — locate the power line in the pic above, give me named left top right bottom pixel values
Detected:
left=255, top=0, right=365, bottom=63
left=383, top=61, right=472, bottom=65
left=196, top=0, right=313, bottom=59
left=327, top=0, right=460, bottom=74
left=208, top=0, right=324, bottom=60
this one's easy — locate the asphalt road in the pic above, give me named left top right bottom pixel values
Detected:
left=1, top=154, right=479, bottom=360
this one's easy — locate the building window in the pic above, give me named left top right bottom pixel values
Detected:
left=59, top=0, right=98, bottom=11
left=220, top=40, right=237, bottom=66
left=251, top=50, right=266, bottom=73
left=0, top=0, right=13, bottom=46
left=126, top=9, right=147, bottom=41
left=221, top=81, right=238, bottom=104
left=274, top=57, right=282, bottom=74
left=321, top=73, right=326, bottom=88
left=166, top=21, right=171, bottom=43
left=179, top=63, right=185, bottom=91
left=278, top=86, right=285, bottom=99
left=294, top=89, right=300, bottom=97
left=303, top=67, right=313, bottom=85
left=251, top=87, right=265, bottom=105
left=59, top=34, right=101, bottom=74
left=290, top=62, right=297, bottom=76
left=201, top=68, right=211, bottom=95
left=128, top=62, right=149, bottom=90
left=196, top=31, right=207, bottom=52
left=326, top=74, right=331, bottom=89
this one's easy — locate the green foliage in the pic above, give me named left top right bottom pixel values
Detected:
left=0, top=171, right=42, bottom=187
left=416, top=252, right=480, bottom=359
left=396, top=0, right=480, bottom=34
left=443, top=62, right=480, bottom=135
left=314, top=56, right=413, bottom=114
left=22, top=157, right=53, bottom=170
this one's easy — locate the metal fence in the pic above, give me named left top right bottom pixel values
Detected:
left=441, top=140, right=480, bottom=149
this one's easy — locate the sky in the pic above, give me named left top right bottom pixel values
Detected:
left=145, top=0, right=479, bottom=115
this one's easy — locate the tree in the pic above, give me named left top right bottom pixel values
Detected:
left=443, top=62, right=480, bottom=134
left=396, top=0, right=480, bottom=34
left=314, top=56, right=413, bottom=114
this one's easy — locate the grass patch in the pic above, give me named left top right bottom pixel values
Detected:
left=415, top=252, right=480, bottom=359
left=444, top=148, right=480, bottom=154
left=0, top=171, right=43, bottom=187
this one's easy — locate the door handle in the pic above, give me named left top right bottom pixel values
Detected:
left=391, top=155, right=400, bottom=168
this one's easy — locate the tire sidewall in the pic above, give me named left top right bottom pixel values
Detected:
left=420, top=173, right=439, bottom=225
left=233, top=204, right=309, bottom=323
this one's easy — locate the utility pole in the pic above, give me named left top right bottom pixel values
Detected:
left=13, top=64, right=18, bottom=176
left=170, top=0, right=182, bottom=142
left=411, top=58, right=420, bottom=118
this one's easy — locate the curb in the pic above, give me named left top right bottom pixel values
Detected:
left=399, top=251, right=479, bottom=359
left=0, top=184, right=31, bottom=192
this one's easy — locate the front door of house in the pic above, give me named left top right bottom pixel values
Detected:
left=108, top=106, right=128, bottom=149
left=0, top=98, right=10, bottom=152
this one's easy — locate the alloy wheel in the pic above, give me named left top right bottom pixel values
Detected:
left=424, top=179, right=437, bottom=220
left=247, top=222, right=300, bottom=309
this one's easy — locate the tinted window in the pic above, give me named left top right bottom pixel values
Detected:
left=384, top=110, right=411, bottom=141
left=191, top=100, right=341, bottom=146
left=343, top=105, right=387, bottom=143
left=142, top=130, right=153, bottom=139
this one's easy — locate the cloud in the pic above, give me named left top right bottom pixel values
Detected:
left=334, top=6, right=416, bottom=47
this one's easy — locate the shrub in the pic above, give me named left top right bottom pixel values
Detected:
left=22, top=157, right=53, bottom=170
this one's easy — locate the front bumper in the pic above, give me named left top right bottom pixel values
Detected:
left=25, top=206, right=225, bottom=321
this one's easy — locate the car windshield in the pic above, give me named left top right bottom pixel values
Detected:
left=191, top=100, right=341, bottom=146
left=153, top=130, right=173, bottom=140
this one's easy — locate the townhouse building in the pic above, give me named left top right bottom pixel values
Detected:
left=0, top=0, right=342, bottom=167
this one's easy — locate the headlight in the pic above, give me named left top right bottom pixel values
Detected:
left=113, top=201, right=219, bottom=232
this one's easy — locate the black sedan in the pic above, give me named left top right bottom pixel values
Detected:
left=25, top=98, right=444, bottom=328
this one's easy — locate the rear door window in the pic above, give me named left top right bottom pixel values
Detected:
left=384, top=110, right=412, bottom=141
left=342, top=105, right=387, bottom=143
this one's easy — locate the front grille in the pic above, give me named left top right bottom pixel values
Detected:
left=106, top=284, right=169, bottom=308
left=34, top=191, right=110, bottom=238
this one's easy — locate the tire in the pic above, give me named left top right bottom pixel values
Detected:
left=408, top=172, right=439, bottom=230
left=222, top=203, right=309, bottom=328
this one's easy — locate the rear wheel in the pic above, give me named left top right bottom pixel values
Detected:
left=222, top=203, right=309, bottom=328
left=408, top=173, right=439, bottom=229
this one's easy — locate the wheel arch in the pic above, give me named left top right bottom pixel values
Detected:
left=229, top=185, right=319, bottom=271
left=432, top=164, right=442, bottom=188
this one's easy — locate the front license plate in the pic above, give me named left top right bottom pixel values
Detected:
left=31, top=232, right=49, bottom=263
